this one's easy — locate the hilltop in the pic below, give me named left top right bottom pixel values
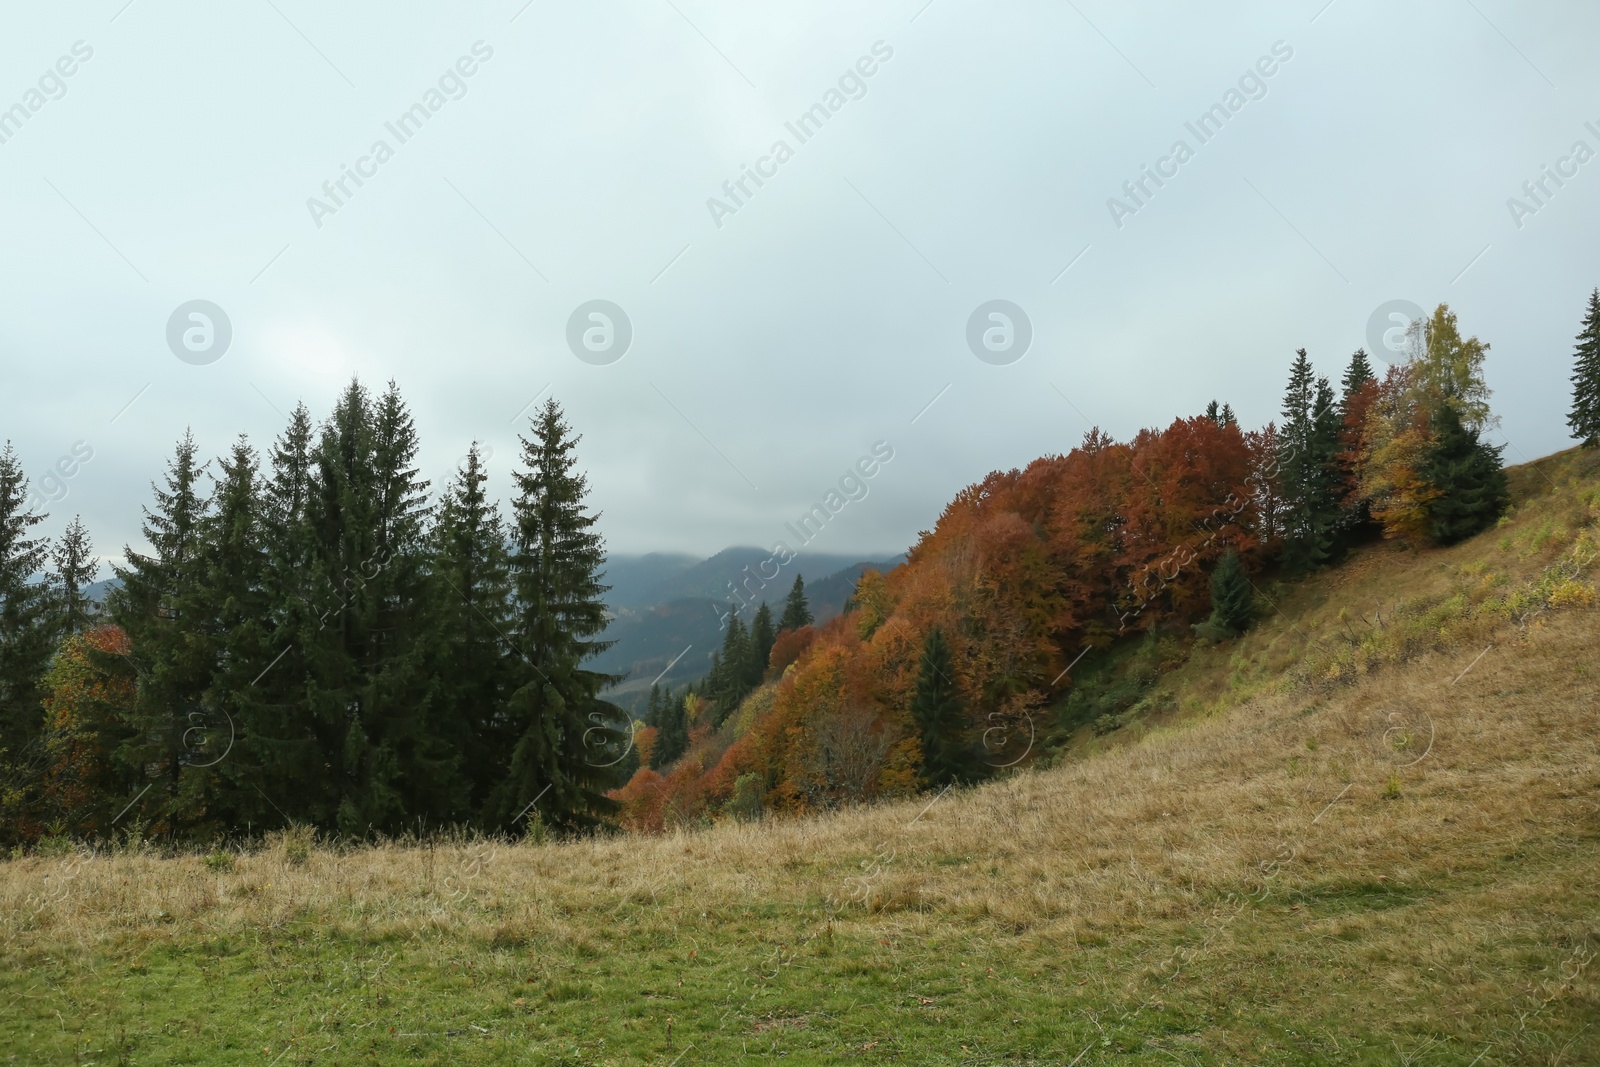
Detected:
left=2, top=447, right=1596, bottom=1064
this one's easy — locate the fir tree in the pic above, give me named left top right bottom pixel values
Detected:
left=1194, top=549, right=1254, bottom=640
left=651, top=689, right=688, bottom=769
left=1340, top=348, right=1375, bottom=410
left=424, top=444, right=512, bottom=820
left=492, top=398, right=623, bottom=833
left=186, top=437, right=267, bottom=830
left=1422, top=403, right=1509, bottom=545
left=0, top=443, right=53, bottom=760
left=711, top=612, right=750, bottom=725
left=235, top=403, right=326, bottom=828
left=778, top=574, right=813, bottom=632
left=50, top=516, right=98, bottom=638
left=1568, top=288, right=1600, bottom=447
left=1277, top=350, right=1345, bottom=570
left=749, top=601, right=775, bottom=683
left=909, top=626, right=970, bottom=788
left=109, top=431, right=213, bottom=829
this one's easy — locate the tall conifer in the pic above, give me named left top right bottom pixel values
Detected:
left=1568, top=288, right=1600, bottom=447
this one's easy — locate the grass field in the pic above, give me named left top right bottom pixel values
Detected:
left=3, top=452, right=1598, bottom=1066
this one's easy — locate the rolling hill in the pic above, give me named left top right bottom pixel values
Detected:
left=3, top=449, right=1595, bottom=1063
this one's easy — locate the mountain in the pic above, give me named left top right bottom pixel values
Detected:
left=594, top=549, right=905, bottom=714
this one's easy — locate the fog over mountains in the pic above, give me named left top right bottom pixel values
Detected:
left=595, top=547, right=902, bottom=713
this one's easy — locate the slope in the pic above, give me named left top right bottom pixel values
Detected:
left=1, top=454, right=1596, bottom=1065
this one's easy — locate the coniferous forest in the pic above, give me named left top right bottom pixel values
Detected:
left=2, top=297, right=1597, bottom=846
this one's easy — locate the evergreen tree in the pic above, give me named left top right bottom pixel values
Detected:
left=1340, top=348, right=1375, bottom=410
left=0, top=443, right=53, bottom=762
left=1194, top=549, right=1254, bottom=640
left=109, top=431, right=213, bottom=830
left=645, top=682, right=663, bottom=727
left=1422, top=403, right=1509, bottom=545
left=186, top=437, right=268, bottom=830
left=651, top=689, right=688, bottom=769
left=749, top=601, right=775, bottom=683
left=778, top=574, right=812, bottom=632
left=423, top=443, right=512, bottom=821
left=49, top=516, right=98, bottom=637
left=909, top=626, right=970, bottom=788
left=491, top=398, right=623, bottom=833
left=711, top=612, right=750, bottom=724
left=1277, top=350, right=1345, bottom=570
left=234, top=403, right=327, bottom=828
left=1204, top=400, right=1236, bottom=428
left=1568, top=288, right=1600, bottom=447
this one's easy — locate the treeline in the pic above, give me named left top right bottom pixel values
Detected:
left=611, top=298, right=1600, bottom=830
left=0, top=385, right=628, bottom=848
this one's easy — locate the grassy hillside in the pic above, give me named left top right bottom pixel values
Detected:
left=2, top=452, right=1597, bottom=1066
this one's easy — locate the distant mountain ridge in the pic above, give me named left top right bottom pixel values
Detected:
left=594, top=548, right=904, bottom=713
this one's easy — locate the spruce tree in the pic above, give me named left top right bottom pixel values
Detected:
left=778, top=574, right=813, bottom=632
left=749, top=601, right=775, bottom=683
left=109, top=431, right=215, bottom=828
left=1277, top=350, right=1345, bottom=570
left=49, top=516, right=98, bottom=637
left=193, top=437, right=270, bottom=828
left=0, top=443, right=53, bottom=761
left=711, top=612, right=750, bottom=724
left=492, top=398, right=623, bottom=833
left=423, top=443, right=511, bottom=821
left=651, top=689, right=688, bottom=769
left=235, top=402, right=327, bottom=828
left=1568, top=288, right=1600, bottom=447
left=1340, top=348, right=1375, bottom=411
left=909, top=626, right=970, bottom=788
left=1422, top=403, right=1509, bottom=545
left=1195, top=549, right=1254, bottom=640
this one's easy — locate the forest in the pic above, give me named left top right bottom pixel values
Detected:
left=3, top=296, right=1598, bottom=847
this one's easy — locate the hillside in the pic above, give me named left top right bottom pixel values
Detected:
left=596, top=553, right=904, bottom=711
left=3, top=450, right=1596, bottom=1064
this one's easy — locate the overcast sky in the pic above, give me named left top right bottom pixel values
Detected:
left=2, top=0, right=1595, bottom=564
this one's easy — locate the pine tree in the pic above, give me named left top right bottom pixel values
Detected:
left=651, top=689, right=688, bottom=769
left=50, top=516, right=98, bottom=637
left=1340, top=348, right=1375, bottom=410
left=749, top=601, right=775, bottom=683
left=909, top=626, right=970, bottom=788
left=778, top=574, right=813, bottom=632
left=1194, top=549, right=1254, bottom=640
left=1568, top=288, right=1600, bottom=447
left=424, top=443, right=512, bottom=821
left=1422, top=403, right=1509, bottom=545
left=183, top=437, right=267, bottom=831
left=235, top=403, right=327, bottom=828
left=1277, top=350, right=1345, bottom=570
left=108, top=431, right=213, bottom=829
left=711, top=612, right=750, bottom=725
left=491, top=398, right=623, bottom=833
left=0, top=443, right=53, bottom=763
left=1205, top=399, right=1219, bottom=424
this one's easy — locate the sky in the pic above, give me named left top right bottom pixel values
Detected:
left=2, top=0, right=1596, bottom=565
